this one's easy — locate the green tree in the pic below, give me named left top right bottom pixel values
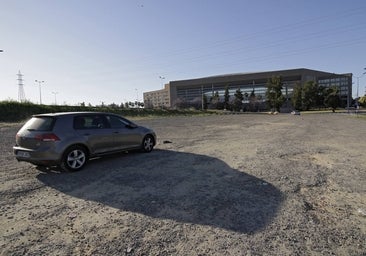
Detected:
left=210, top=91, right=220, bottom=109
left=302, top=81, right=318, bottom=110
left=292, top=83, right=303, bottom=110
left=249, top=90, right=256, bottom=111
left=233, top=88, right=243, bottom=111
left=324, top=86, right=340, bottom=112
left=266, top=76, right=285, bottom=112
left=316, top=85, right=327, bottom=109
left=203, top=94, right=208, bottom=110
left=224, top=86, right=230, bottom=110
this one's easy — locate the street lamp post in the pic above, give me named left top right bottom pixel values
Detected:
left=35, top=80, right=45, bottom=104
left=353, top=68, right=366, bottom=113
left=159, top=76, right=165, bottom=89
left=355, top=69, right=366, bottom=99
left=52, top=91, right=58, bottom=105
left=159, top=76, right=166, bottom=108
left=135, top=88, right=139, bottom=101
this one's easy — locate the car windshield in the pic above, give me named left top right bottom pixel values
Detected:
left=23, top=117, right=54, bottom=131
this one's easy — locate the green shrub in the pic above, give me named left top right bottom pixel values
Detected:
left=0, top=101, right=210, bottom=122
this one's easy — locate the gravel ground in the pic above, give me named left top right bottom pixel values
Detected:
left=1, top=113, right=365, bottom=255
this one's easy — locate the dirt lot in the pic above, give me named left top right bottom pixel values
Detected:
left=1, top=113, right=365, bottom=255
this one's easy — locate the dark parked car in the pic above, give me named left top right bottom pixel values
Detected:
left=14, top=112, right=156, bottom=171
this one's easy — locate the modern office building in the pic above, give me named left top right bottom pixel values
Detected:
left=143, top=68, right=352, bottom=110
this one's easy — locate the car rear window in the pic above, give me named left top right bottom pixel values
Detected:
left=23, top=117, right=55, bottom=131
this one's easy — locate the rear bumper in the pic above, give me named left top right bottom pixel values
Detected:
left=13, top=146, right=61, bottom=166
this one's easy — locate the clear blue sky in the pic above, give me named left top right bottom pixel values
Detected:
left=1, top=0, right=366, bottom=106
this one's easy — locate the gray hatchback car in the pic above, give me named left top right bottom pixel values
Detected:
left=14, top=112, right=157, bottom=171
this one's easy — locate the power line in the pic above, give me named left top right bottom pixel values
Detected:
left=33, top=5, right=365, bottom=100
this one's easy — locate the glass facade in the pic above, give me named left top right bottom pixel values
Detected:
left=144, top=69, right=352, bottom=109
left=177, top=82, right=294, bottom=102
left=318, top=75, right=351, bottom=107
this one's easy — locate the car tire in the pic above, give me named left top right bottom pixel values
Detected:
left=141, top=135, right=154, bottom=153
left=61, top=145, right=88, bottom=172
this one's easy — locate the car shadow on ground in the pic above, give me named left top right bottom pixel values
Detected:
left=37, top=149, right=283, bottom=234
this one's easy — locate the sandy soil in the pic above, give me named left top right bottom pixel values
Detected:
left=1, top=113, right=365, bottom=255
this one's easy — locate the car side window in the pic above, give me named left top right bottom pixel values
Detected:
left=83, top=117, right=95, bottom=128
left=107, top=115, right=128, bottom=129
left=73, top=117, right=86, bottom=130
left=74, top=115, right=110, bottom=129
left=90, top=115, right=110, bottom=129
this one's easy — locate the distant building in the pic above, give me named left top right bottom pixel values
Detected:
left=143, top=68, right=352, bottom=111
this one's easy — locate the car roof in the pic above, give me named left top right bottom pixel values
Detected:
left=33, top=112, right=119, bottom=117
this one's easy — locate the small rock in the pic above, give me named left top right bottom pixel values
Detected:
left=68, top=212, right=77, bottom=219
left=357, top=208, right=366, bottom=217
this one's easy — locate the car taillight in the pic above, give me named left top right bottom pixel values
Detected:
left=35, top=133, right=60, bottom=142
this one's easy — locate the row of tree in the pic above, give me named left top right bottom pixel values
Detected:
left=199, top=87, right=248, bottom=111
left=79, top=101, right=145, bottom=109
left=291, top=81, right=341, bottom=112
left=183, top=76, right=346, bottom=112
left=200, top=77, right=285, bottom=112
left=265, top=76, right=346, bottom=112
